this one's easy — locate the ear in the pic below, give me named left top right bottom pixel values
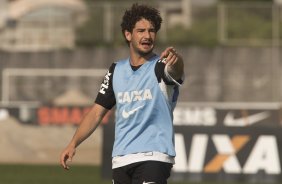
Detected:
left=124, top=30, right=132, bottom=42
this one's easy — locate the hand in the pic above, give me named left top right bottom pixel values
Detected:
left=160, top=46, right=184, bottom=80
left=60, top=145, right=76, bottom=170
left=160, top=47, right=181, bottom=66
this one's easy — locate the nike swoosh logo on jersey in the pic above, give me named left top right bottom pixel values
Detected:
left=224, top=111, right=270, bottom=126
left=122, top=105, right=144, bottom=119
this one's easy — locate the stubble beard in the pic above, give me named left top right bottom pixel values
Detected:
left=135, top=44, right=154, bottom=58
left=138, top=49, right=153, bottom=57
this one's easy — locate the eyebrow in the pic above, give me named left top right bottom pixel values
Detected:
left=135, top=28, right=156, bottom=31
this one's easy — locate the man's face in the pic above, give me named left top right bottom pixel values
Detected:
left=125, top=18, right=156, bottom=56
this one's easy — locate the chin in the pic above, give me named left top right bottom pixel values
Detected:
left=140, top=47, right=154, bottom=55
left=138, top=50, right=153, bottom=57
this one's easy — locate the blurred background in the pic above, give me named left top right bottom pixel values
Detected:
left=0, top=0, right=282, bottom=183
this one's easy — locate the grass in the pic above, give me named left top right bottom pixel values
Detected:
left=0, top=164, right=109, bottom=184
left=0, top=164, right=279, bottom=184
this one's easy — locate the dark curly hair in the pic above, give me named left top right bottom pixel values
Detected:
left=121, top=3, right=162, bottom=44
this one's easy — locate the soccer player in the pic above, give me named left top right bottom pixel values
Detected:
left=60, top=3, right=184, bottom=184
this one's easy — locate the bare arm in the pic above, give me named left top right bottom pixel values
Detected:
left=60, top=103, right=109, bottom=170
left=160, top=47, right=184, bottom=81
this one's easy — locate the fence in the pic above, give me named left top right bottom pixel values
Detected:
left=0, top=47, right=281, bottom=104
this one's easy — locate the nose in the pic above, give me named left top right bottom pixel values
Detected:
left=144, top=30, right=151, bottom=39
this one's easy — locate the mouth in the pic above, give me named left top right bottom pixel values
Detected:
left=140, top=41, right=153, bottom=47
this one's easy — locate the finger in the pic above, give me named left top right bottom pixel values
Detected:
left=168, top=47, right=176, bottom=54
left=169, top=48, right=178, bottom=56
left=67, top=150, right=76, bottom=168
left=166, top=51, right=174, bottom=61
left=64, top=155, right=71, bottom=170
left=166, top=49, right=178, bottom=65
left=167, top=55, right=178, bottom=66
left=60, top=153, right=69, bottom=169
left=160, top=47, right=174, bottom=59
left=167, top=46, right=174, bottom=51
left=61, top=150, right=74, bottom=170
left=160, top=50, right=170, bottom=60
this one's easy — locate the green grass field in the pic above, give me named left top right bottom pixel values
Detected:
left=0, top=164, right=277, bottom=184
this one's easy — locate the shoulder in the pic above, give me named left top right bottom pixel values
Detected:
left=109, top=62, right=117, bottom=72
left=115, top=58, right=129, bottom=67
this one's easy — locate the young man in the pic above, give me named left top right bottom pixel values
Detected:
left=60, top=3, right=184, bottom=184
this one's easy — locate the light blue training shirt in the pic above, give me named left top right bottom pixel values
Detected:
left=112, top=55, right=180, bottom=157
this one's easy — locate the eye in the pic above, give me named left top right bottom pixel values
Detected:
left=136, top=29, right=145, bottom=32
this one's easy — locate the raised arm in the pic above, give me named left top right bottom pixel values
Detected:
left=60, top=103, right=109, bottom=170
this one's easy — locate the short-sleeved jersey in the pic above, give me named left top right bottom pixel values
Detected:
left=95, top=55, right=183, bottom=158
